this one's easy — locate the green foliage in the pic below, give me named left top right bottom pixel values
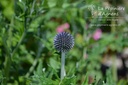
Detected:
left=0, top=0, right=128, bottom=85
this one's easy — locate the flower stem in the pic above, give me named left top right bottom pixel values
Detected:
left=61, top=52, right=66, bottom=80
left=3, top=56, right=12, bottom=85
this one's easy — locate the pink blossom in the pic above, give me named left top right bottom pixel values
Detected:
left=56, top=23, right=70, bottom=33
left=63, top=23, right=70, bottom=29
left=93, top=29, right=102, bottom=40
left=56, top=26, right=64, bottom=33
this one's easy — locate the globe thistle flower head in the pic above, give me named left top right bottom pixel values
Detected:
left=54, top=32, right=74, bottom=53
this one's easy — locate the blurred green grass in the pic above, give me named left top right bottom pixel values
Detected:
left=0, top=0, right=128, bottom=85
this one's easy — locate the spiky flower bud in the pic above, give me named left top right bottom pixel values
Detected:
left=54, top=32, right=74, bottom=52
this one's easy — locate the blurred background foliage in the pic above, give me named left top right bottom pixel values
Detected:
left=0, top=0, right=128, bottom=85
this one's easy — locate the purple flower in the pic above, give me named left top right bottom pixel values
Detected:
left=54, top=32, right=74, bottom=52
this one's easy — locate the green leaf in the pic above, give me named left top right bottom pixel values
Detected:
left=48, top=0, right=57, bottom=8
left=49, top=58, right=60, bottom=70
left=36, top=60, right=43, bottom=75
left=96, top=79, right=103, bottom=85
